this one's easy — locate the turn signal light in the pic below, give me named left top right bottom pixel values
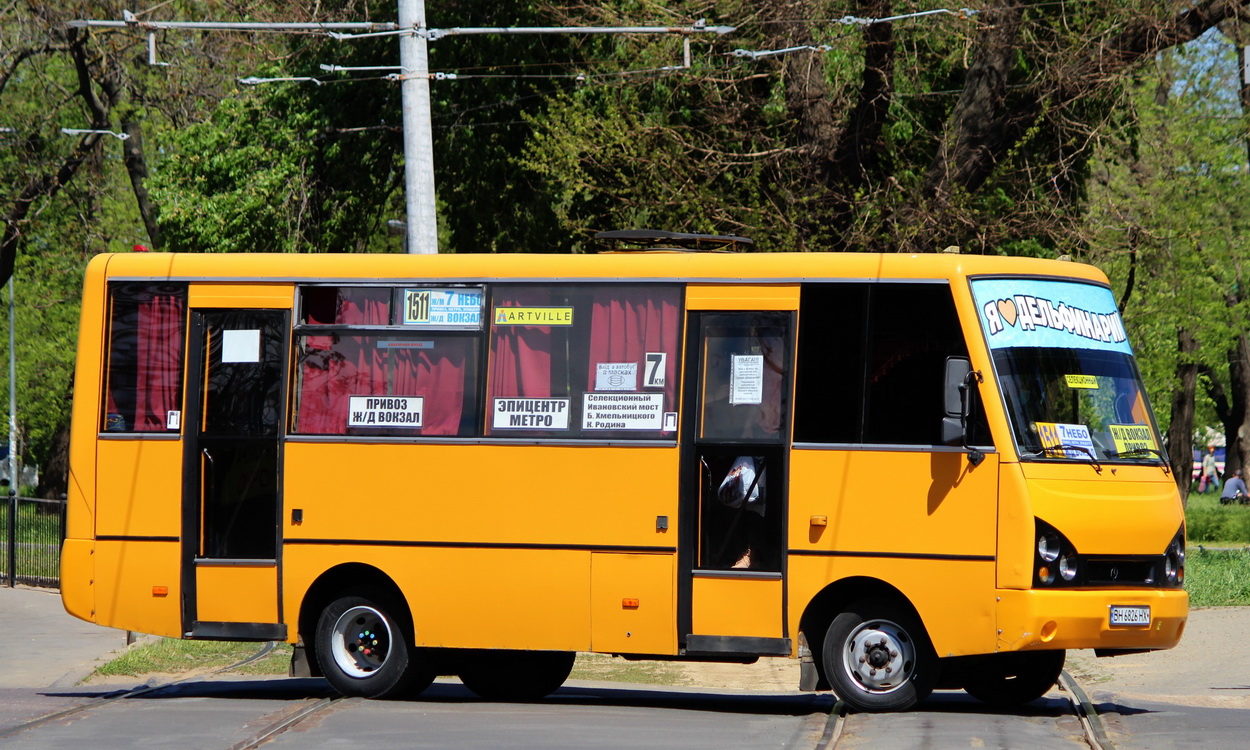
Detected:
left=152, top=586, right=169, bottom=597
left=622, top=598, right=640, bottom=609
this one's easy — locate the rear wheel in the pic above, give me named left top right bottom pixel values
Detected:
left=458, top=649, right=576, bottom=701
left=962, top=650, right=1066, bottom=707
left=315, top=591, right=435, bottom=698
left=822, top=598, right=938, bottom=713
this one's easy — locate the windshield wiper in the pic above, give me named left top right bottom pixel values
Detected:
left=1022, top=443, right=1103, bottom=474
left=1111, top=447, right=1171, bottom=473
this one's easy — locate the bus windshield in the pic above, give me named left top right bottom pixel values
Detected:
left=993, top=347, right=1163, bottom=464
left=971, top=276, right=1164, bottom=465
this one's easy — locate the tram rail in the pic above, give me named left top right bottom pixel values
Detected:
left=816, top=670, right=1115, bottom=750
left=0, top=641, right=278, bottom=742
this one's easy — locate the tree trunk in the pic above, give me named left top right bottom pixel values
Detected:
left=1229, top=332, right=1250, bottom=478
left=1167, top=328, right=1199, bottom=505
left=121, top=120, right=161, bottom=249
left=34, top=420, right=69, bottom=500
left=0, top=30, right=113, bottom=288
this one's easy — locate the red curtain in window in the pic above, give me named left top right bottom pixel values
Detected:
left=131, top=293, right=185, bottom=431
left=587, top=288, right=680, bottom=408
left=489, top=289, right=553, bottom=400
left=297, top=289, right=390, bottom=434
left=392, top=339, right=472, bottom=435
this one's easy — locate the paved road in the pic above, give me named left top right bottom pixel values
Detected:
left=3, top=676, right=833, bottom=750
left=3, top=587, right=1248, bottom=748
left=0, top=586, right=129, bottom=689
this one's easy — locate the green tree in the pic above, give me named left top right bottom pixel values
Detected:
left=524, top=1, right=1250, bottom=254
left=1084, top=32, right=1250, bottom=500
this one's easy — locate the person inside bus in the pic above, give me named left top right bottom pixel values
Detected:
left=717, top=455, right=767, bottom=569
left=703, top=329, right=784, bottom=570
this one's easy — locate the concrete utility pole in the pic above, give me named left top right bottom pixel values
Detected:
left=397, top=0, right=438, bottom=254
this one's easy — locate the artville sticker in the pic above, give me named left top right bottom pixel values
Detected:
left=493, top=307, right=573, bottom=326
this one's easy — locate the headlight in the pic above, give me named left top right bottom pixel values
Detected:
left=1059, top=555, right=1078, bottom=581
left=1038, top=532, right=1061, bottom=563
left=1034, top=519, right=1080, bottom=588
left=1164, top=527, right=1185, bottom=586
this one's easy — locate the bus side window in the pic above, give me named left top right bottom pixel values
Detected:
left=102, top=283, right=188, bottom=433
left=291, top=286, right=482, bottom=437
left=863, top=284, right=972, bottom=446
left=795, top=283, right=987, bottom=447
left=794, top=284, right=868, bottom=443
left=486, top=284, right=681, bottom=439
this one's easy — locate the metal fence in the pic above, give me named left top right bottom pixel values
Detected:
left=1, top=495, right=66, bottom=589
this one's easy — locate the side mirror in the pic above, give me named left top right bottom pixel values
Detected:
left=941, top=356, right=985, bottom=466
left=941, top=357, right=971, bottom=446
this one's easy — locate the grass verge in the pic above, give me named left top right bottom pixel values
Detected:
left=1185, top=491, right=1250, bottom=546
left=94, top=640, right=685, bottom=685
left=1185, top=547, right=1250, bottom=607
left=93, top=638, right=292, bottom=679
left=570, top=653, right=686, bottom=685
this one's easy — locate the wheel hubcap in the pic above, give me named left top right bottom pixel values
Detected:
left=330, top=605, right=392, bottom=678
left=842, top=618, right=915, bottom=693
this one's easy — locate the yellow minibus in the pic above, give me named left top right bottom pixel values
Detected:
left=62, top=241, right=1186, bottom=712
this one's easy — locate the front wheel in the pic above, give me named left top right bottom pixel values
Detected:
left=822, top=598, right=938, bottom=713
left=315, top=591, right=434, bottom=698
left=962, top=650, right=1066, bottom=707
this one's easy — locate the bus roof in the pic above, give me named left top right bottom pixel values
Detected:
left=87, top=251, right=1111, bottom=287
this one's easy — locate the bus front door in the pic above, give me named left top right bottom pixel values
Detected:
left=181, top=308, right=288, bottom=640
left=680, top=310, right=793, bottom=657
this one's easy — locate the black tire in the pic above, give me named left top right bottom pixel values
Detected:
left=822, top=598, right=938, bottom=713
left=962, top=650, right=1066, bottom=707
left=314, top=591, right=434, bottom=698
left=458, top=649, right=576, bottom=701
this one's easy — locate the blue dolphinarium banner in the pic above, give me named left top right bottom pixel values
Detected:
left=970, top=278, right=1132, bottom=355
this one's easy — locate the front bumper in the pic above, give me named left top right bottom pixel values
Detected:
left=995, top=588, right=1187, bottom=652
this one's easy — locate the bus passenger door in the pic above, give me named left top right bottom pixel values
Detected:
left=181, top=308, right=288, bottom=639
left=680, top=308, right=794, bottom=657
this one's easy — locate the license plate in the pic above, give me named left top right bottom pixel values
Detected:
left=1110, top=605, right=1151, bottom=626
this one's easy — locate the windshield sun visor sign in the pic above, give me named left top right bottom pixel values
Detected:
left=971, top=278, right=1132, bottom=355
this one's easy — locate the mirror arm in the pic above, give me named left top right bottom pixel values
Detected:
left=961, top=369, right=985, bottom=466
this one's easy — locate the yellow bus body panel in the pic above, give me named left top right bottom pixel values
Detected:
left=691, top=575, right=783, bottom=637
left=282, top=441, right=678, bottom=651
left=282, top=544, right=593, bottom=650
left=94, top=540, right=182, bottom=637
left=60, top=538, right=96, bottom=623
left=282, top=442, right=677, bottom=547
left=787, top=554, right=998, bottom=657
left=66, top=256, right=112, bottom=541
left=996, top=588, right=1187, bottom=652
left=88, top=250, right=1110, bottom=290
left=686, top=284, right=799, bottom=311
left=187, top=282, right=293, bottom=309
left=1019, top=463, right=1184, bottom=554
left=95, top=439, right=183, bottom=538
left=196, top=565, right=279, bottom=624
left=590, top=553, right=675, bottom=654
left=788, top=448, right=1001, bottom=657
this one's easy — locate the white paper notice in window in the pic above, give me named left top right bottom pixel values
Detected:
left=595, top=362, right=638, bottom=391
left=730, top=354, right=764, bottom=405
left=222, top=329, right=261, bottom=363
